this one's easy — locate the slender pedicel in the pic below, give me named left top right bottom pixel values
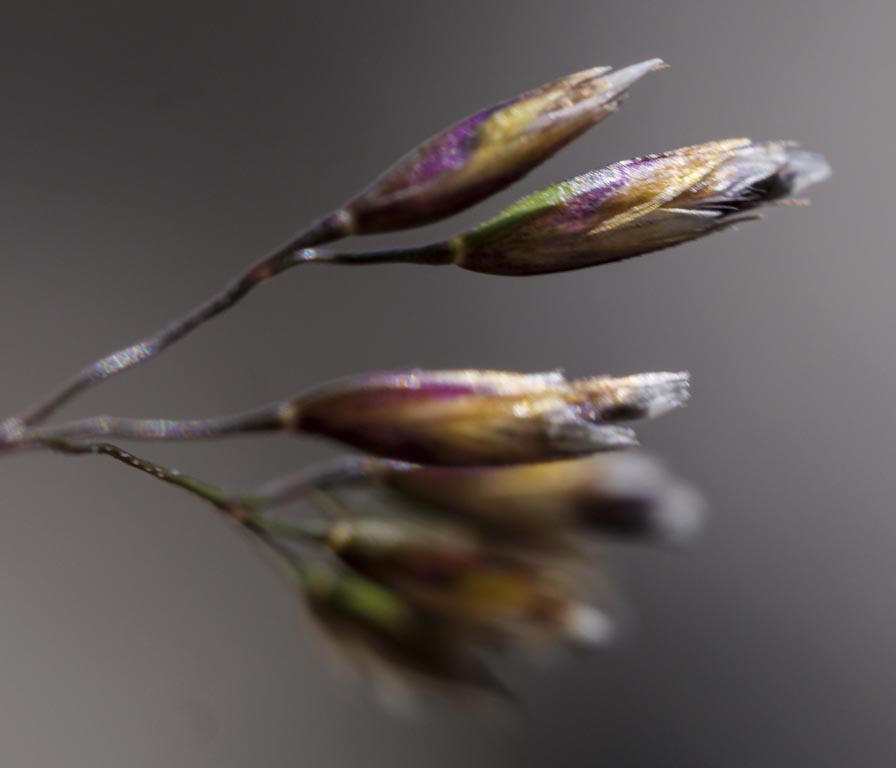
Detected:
left=44, top=438, right=235, bottom=509
left=0, top=236, right=447, bottom=440
left=19, top=403, right=287, bottom=447
left=2, top=217, right=346, bottom=434
left=41, top=438, right=330, bottom=542
left=237, top=456, right=412, bottom=510
left=0, top=239, right=444, bottom=442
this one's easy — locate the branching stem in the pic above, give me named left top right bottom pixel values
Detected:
left=42, top=438, right=332, bottom=545
left=2, top=217, right=454, bottom=439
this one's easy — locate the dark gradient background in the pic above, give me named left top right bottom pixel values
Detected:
left=0, top=1, right=890, bottom=765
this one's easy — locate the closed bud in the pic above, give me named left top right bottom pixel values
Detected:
left=377, top=453, right=705, bottom=544
left=327, top=518, right=482, bottom=577
left=302, top=563, right=503, bottom=704
left=326, top=518, right=613, bottom=648
left=291, top=369, right=689, bottom=465
left=339, top=60, right=665, bottom=233
left=454, top=139, right=831, bottom=275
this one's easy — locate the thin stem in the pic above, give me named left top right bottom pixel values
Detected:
left=21, top=402, right=289, bottom=447
left=5, top=231, right=455, bottom=435
left=309, top=240, right=456, bottom=268
left=42, top=438, right=330, bottom=544
left=43, top=438, right=235, bottom=509
left=239, top=456, right=412, bottom=510
left=41, top=440, right=418, bottom=634
left=9, top=217, right=337, bottom=431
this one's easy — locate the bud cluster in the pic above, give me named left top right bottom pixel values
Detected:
left=4, top=55, right=828, bottom=708
left=266, top=371, right=700, bottom=701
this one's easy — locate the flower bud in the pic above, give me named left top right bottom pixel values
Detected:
left=326, top=518, right=613, bottom=648
left=377, top=453, right=705, bottom=543
left=291, top=369, right=689, bottom=465
left=327, top=518, right=482, bottom=577
left=453, top=139, right=831, bottom=275
left=302, top=563, right=503, bottom=701
left=339, top=60, right=665, bottom=233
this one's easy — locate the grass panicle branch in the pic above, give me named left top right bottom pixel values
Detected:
left=0, top=56, right=828, bottom=705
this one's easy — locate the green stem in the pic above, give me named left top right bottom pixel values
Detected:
left=41, top=438, right=329, bottom=545
left=42, top=441, right=426, bottom=645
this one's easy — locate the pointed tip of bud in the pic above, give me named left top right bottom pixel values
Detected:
left=546, top=420, right=641, bottom=454
left=588, top=424, right=641, bottom=450
left=649, top=481, right=706, bottom=544
left=576, top=64, right=614, bottom=79
left=564, top=604, right=616, bottom=646
left=582, top=453, right=706, bottom=544
left=625, top=371, right=691, bottom=419
left=459, top=130, right=832, bottom=276
left=582, top=371, right=690, bottom=423
left=652, top=371, right=691, bottom=416
left=786, top=149, right=832, bottom=194
left=598, top=58, right=667, bottom=101
left=299, top=368, right=671, bottom=464
left=342, top=59, right=667, bottom=234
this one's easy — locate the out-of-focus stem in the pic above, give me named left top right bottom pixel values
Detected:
left=238, top=456, right=412, bottom=510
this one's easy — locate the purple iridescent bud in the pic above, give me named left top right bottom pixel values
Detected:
left=339, top=60, right=665, bottom=233
left=289, top=369, right=689, bottom=465
left=452, top=139, right=831, bottom=275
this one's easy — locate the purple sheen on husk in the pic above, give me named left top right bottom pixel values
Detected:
left=288, top=369, right=686, bottom=465
left=299, top=370, right=568, bottom=405
left=455, top=139, right=830, bottom=276
left=340, top=61, right=664, bottom=233
left=381, top=108, right=497, bottom=192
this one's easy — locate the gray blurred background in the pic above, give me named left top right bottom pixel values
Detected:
left=0, top=0, right=890, bottom=765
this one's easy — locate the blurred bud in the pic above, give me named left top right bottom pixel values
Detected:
left=339, top=60, right=665, bottom=233
left=453, top=139, right=831, bottom=275
left=376, top=453, right=705, bottom=544
left=302, top=563, right=504, bottom=705
left=291, top=369, right=689, bottom=465
left=326, top=518, right=613, bottom=649
left=328, top=518, right=481, bottom=576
